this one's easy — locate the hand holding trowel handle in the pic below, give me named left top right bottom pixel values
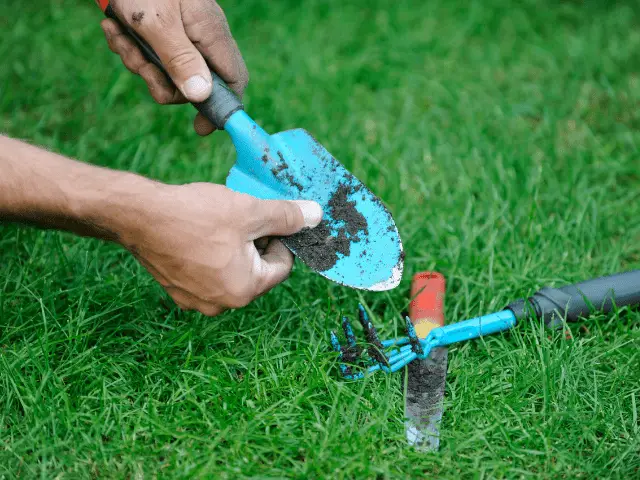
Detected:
left=98, top=0, right=248, bottom=135
left=96, top=0, right=325, bottom=316
left=98, top=1, right=404, bottom=292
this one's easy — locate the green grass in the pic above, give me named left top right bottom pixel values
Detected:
left=1, top=0, right=640, bottom=477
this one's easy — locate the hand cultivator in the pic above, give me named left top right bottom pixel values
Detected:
left=332, top=270, right=640, bottom=380
left=331, top=305, right=515, bottom=380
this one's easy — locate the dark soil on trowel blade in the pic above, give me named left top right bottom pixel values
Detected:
left=327, top=184, right=368, bottom=239
left=285, top=183, right=370, bottom=272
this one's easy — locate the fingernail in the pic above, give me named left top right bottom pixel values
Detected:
left=183, top=75, right=211, bottom=100
left=294, top=200, right=323, bottom=228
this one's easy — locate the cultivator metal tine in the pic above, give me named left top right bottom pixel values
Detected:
left=333, top=306, right=431, bottom=379
left=406, top=316, right=425, bottom=356
left=357, top=304, right=388, bottom=365
left=330, top=330, right=342, bottom=354
left=330, top=330, right=348, bottom=376
left=331, top=329, right=363, bottom=380
left=384, top=317, right=430, bottom=371
left=332, top=296, right=524, bottom=380
left=342, top=316, right=357, bottom=349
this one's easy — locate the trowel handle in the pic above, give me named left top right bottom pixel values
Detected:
left=507, top=270, right=640, bottom=327
left=101, top=2, right=243, bottom=129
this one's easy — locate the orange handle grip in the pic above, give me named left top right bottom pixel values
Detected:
left=97, top=0, right=109, bottom=12
left=409, top=272, right=446, bottom=338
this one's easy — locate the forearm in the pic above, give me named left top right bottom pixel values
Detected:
left=0, top=135, right=157, bottom=242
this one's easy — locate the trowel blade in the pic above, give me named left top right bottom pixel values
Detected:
left=225, top=112, right=403, bottom=291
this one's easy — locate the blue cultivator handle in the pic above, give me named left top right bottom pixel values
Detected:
left=331, top=306, right=515, bottom=380
left=333, top=270, right=640, bottom=379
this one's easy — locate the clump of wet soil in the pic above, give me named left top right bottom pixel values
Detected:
left=327, top=184, right=368, bottom=240
left=284, top=183, right=369, bottom=271
left=276, top=133, right=400, bottom=273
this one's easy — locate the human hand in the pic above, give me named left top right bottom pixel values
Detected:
left=118, top=182, right=322, bottom=316
left=99, top=0, right=248, bottom=136
left=0, top=136, right=320, bottom=317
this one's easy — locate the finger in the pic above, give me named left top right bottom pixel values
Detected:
left=165, top=286, right=198, bottom=311
left=255, top=239, right=295, bottom=296
left=181, top=0, right=249, bottom=97
left=196, top=303, right=225, bottom=317
left=101, top=19, right=186, bottom=104
left=194, top=112, right=216, bottom=136
left=130, top=9, right=213, bottom=102
left=165, top=285, right=225, bottom=316
left=248, top=200, right=324, bottom=239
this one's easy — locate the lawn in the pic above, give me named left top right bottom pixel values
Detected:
left=1, top=0, right=639, bottom=477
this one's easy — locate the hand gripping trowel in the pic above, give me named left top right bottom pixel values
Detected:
left=98, top=2, right=404, bottom=291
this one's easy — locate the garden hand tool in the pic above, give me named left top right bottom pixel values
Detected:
left=97, top=2, right=403, bottom=291
left=404, top=272, right=447, bottom=452
left=331, top=270, right=640, bottom=379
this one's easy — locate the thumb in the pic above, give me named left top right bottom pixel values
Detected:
left=136, top=14, right=212, bottom=102
left=249, top=200, right=324, bottom=239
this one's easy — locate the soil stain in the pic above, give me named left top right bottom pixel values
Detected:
left=282, top=173, right=304, bottom=191
left=285, top=183, right=370, bottom=271
left=131, top=11, right=145, bottom=24
left=341, top=344, right=362, bottom=364
left=266, top=150, right=303, bottom=191
left=406, top=348, right=448, bottom=419
left=279, top=133, right=398, bottom=272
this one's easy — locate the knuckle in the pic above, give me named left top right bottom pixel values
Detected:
left=165, top=49, right=200, bottom=72
left=208, top=250, right=236, bottom=273
left=226, top=284, right=255, bottom=309
left=240, top=197, right=262, bottom=228
left=173, top=298, right=194, bottom=311
left=197, top=18, right=231, bottom=46
left=148, top=84, right=175, bottom=105
left=106, top=40, right=118, bottom=54
left=152, top=89, right=172, bottom=105
left=138, top=65, right=174, bottom=104
left=282, top=205, right=297, bottom=231
left=227, top=294, right=252, bottom=309
left=187, top=1, right=229, bottom=31
left=240, top=68, right=249, bottom=89
left=121, top=54, right=142, bottom=75
left=200, top=304, right=223, bottom=317
left=274, top=268, right=292, bottom=287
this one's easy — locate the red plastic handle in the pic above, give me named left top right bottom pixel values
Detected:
left=97, top=0, right=109, bottom=12
left=409, top=272, right=446, bottom=338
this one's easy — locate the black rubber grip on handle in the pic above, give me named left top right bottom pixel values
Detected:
left=507, top=270, right=640, bottom=328
left=104, top=5, right=243, bottom=129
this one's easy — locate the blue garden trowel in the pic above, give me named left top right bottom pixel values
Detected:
left=102, top=4, right=404, bottom=290
left=223, top=110, right=404, bottom=290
